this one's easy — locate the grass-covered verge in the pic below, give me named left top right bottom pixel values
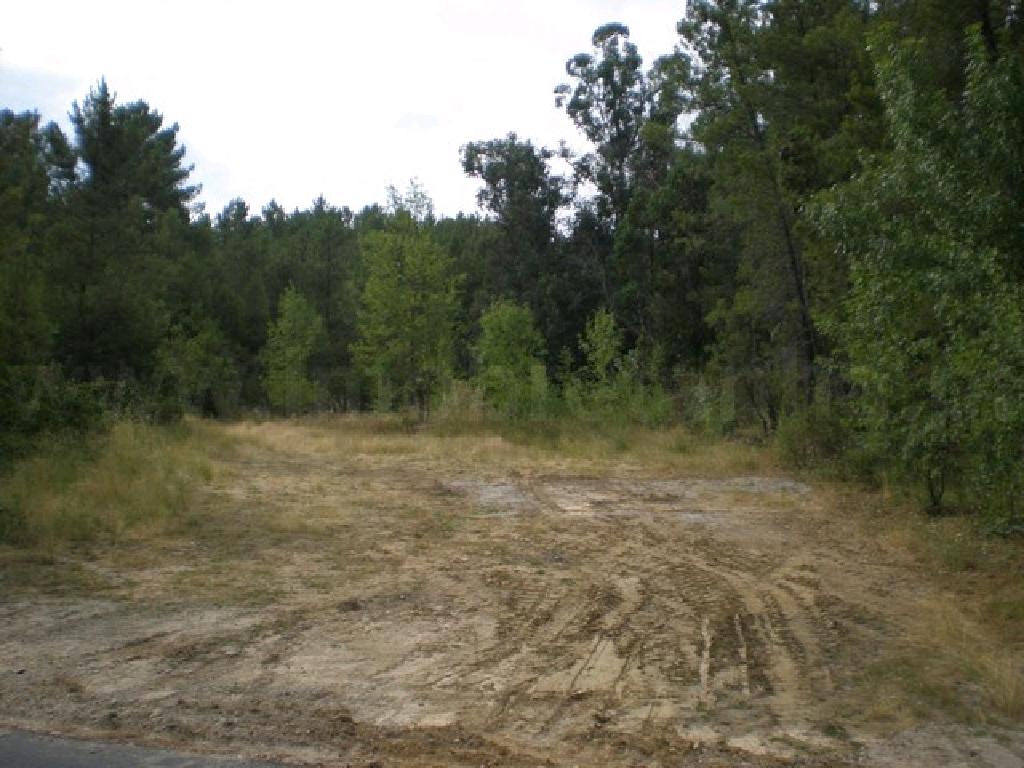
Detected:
left=811, top=483, right=1024, bottom=727
left=773, top=400, right=1024, bottom=724
left=893, top=516, right=1024, bottom=723
left=0, top=418, right=229, bottom=551
left=424, top=374, right=772, bottom=475
left=425, top=408, right=775, bottom=476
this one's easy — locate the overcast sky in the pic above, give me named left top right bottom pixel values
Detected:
left=2, top=1, right=686, bottom=218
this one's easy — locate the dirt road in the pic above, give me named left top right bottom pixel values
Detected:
left=1, top=420, right=1021, bottom=767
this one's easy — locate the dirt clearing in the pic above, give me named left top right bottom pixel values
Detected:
left=1, top=419, right=1022, bottom=767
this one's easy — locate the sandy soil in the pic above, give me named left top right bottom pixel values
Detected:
left=1, top=421, right=1022, bottom=767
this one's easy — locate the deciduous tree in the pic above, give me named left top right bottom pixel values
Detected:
left=353, top=225, right=459, bottom=416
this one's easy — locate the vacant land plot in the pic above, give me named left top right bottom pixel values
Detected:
left=1, top=419, right=1021, bottom=767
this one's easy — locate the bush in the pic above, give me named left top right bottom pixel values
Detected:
left=688, top=376, right=736, bottom=436
left=0, top=365, right=105, bottom=464
left=775, top=400, right=847, bottom=470
left=433, top=379, right=489, bottom=433
left=156, top=322, right=241, bottom=419
left=565, top=311, right=673, bottom=428
left=449, top=308, right=674, bottom=433
left=474, top=300, right=548, bottom=419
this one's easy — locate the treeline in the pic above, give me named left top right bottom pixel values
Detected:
left=2, top=0, right=1022, bottom=528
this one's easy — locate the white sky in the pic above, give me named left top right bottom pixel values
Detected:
left=1, top=1, right=686, bottom=218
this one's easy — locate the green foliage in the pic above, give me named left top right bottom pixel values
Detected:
left=814, top=28, right=1024, bottom=522
left=680, top=0, right=883, bottom=414
left=460, top=134, right=567, bottom=349
left=579, top=308, right=622, bottom=386
left=565, top=309, right=672, bottom=428
left=474, top=300, right=549, bottom=419
left=555, top=24, right=696, bottom=358
left=706, top=285, right=796, bottom=434
left=0, top=112, right=56, bottom=370
left=556, top=23, right=648, bottom=224
left=461, top=135, right=564, bottom=240
left=157, top=321, right=241, bottom=418
left=263, top=287, right=326, bottom=415
left=354, top=226, right=459, bottom=415
left=0, top=366, right=105, bottom=462
left=0, top=111, right=63, bottom=459
left=676, top=374, right=736, bottom=436
left=53, top=80, right=196, bottom=382
left=775, top=399, right=848, bottom=471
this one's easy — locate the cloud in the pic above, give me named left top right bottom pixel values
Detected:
left=1, top=0, right=686, bottom=217
left=395, top=113, right=444, bottom=133
left=0, top=66, right=80, bottom=125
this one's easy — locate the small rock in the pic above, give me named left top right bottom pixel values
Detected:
left=223, top=646, right=240, bottom=657
left=15, top=668, right=26, bottom=675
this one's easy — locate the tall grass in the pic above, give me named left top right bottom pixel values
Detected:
left=426, top=389, right=776, bottom=474
left=832, top=491, right=1024, bottom=724
left=432, top=376, right=673, bottom=440
left=0, top=419, right=221, bottom=548
left=890, top=596, right=1024, bottom=723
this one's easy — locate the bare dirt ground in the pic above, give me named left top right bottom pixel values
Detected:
left=2, top=420, right=1022, bottom=767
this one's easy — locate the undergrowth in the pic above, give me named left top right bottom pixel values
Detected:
left=426, top=401, right=774, bottom=474
left=0, top=418, right=225, bottom=549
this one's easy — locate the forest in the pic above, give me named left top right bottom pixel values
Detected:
left=2, top=0, right=1023, bottom=531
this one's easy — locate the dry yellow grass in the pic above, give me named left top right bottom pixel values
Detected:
left=288, top=413, right=779, bottom=477
left=0, top=418, right=227, bottom=549
left=888, top=596, right=1024, bottom=723
left=812, top=485, right=1024, bottom=726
